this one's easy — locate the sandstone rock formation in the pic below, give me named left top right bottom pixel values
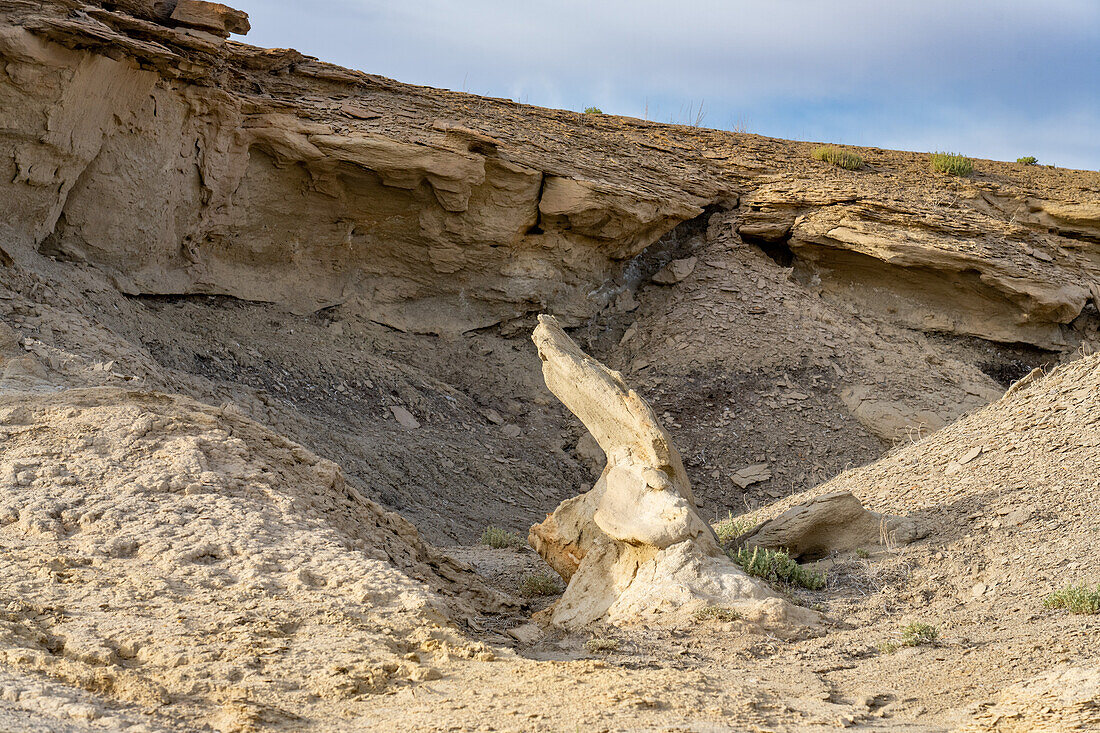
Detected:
left=739, top=491, right=925, bottom=559
left=170, top=0, right=250, bottom=37
left=652, top=256, right=698, bottom=284
left=0, top=1, right=706, bottom=336
left=529, top=315, right=817, bottom=629
left=758, top=350, right=1100, bottom=529
left=2, top=0, right=1098, bottom=347
left=739, top=182, right=1100, bottom=350
left=837, top=384, right=996, bottom=443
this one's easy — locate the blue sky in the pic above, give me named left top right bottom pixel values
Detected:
left=237, top=1, right=1100, bottom=170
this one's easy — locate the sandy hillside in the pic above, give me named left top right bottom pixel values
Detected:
left=0, top=320, right=1096, bottom=732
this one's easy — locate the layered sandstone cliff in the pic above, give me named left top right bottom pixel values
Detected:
left=1, top=0, right=1097, bottom=345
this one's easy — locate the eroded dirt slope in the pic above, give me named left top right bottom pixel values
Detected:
left=2, top=315, right=1095, bottom=732
left=721, top=352, right=1100, bottom=731
left=0, top=380, right=518, bottom=731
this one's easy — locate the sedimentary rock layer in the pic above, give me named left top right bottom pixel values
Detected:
left=2, top=0, right=1098, bottom=345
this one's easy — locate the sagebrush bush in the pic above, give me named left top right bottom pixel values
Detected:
left=931, top=152, right=973, bottom=176
left=583, top=106, right=603, bottom=114
left=712, top=512, right=753, bottom=546
left=901, top=622, right=939, bottom=646
left=729, top=546, right=826, bottom=590
left=812, top=146, right=863, bottom=170
left=480, top=525, right=523, bottom=549
left=1017, top=156, right=1038, bottom=165
left=1044, top=584, right=1100, bottom=615
left=518, top=572, right=562, bottom=598
left=879, top=622, right=939, bottom=652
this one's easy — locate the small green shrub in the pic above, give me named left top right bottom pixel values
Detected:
left=480, top=525, right=523, bottom=549
left=901, top=622, right=939, bottom=646
left=693, top=606, right=742, bottom=623
left=812, top=146, right=863, bottom=170
left=1044, top=584, right=1100, bottom=615
left=1017, top=156, right=1038, bottom=165
left=931, top=152, right=973, bottom=176
left=584, top=638, right=619, bottom=653
left=879, top=622, right=939, bottom=653
left=583, top=106, right=603, bottom=114
left=730, top=546, right=826, bottom=590
left=712, top=512, right=753, bottom=546
left=855, top=548, right=871, bottom=559
left=518, top=572, right=562, bottom=598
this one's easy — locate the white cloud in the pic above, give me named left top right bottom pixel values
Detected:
left=237, top=0, right=1100, bottom=168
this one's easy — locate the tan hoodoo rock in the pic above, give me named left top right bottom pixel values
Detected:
left=528, top=315, right=819, bottom=629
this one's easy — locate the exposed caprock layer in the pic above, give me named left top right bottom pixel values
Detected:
left=1, top=0, right=1098, bottom=345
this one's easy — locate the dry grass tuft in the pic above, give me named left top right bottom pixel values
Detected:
left=1044, top=584, right=1100, bottom=615
left=901, top=622, right=939, bottom=646
left=879, top=622, right=939, bottom=652
left=812, top=146, right=864, bottom=170
left=931, top=152, right=973, bottom=176
left=584, top=638, right=620, bottom=653
left=693, top=606, right=742, bottom=623
left=827, top=557, right=912, bottom=596
left=518, top=572, right=562, bottom=598
left=712, top=512, right=754, bottom=546
left=480, top=525, right=524, bottom=549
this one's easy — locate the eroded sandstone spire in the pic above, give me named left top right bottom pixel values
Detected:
left=529, top=315, right=819, bottom=629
